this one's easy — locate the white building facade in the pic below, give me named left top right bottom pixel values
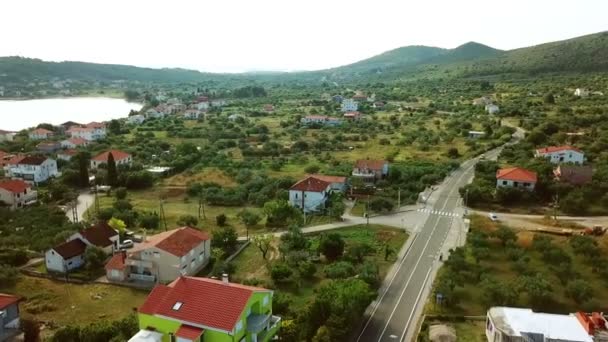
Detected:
left=535, top=146, right=584, bottom=164
left=7, top=157, right=58, bottom=184
left=341, top=99, right=358, bottom=112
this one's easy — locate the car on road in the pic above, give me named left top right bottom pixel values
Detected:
left=120, top=239, right=134, bottom=249
left=488, top=213, right=498, bottom=221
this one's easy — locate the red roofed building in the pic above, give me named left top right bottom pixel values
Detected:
left=353, top=159, right=389, bottom=182
left=307, top=174, right=348, bottom=192
left=28, top=128, right=54, bottom=140
left=344, top=111, right=362, bottom=120
left=90, top=150, right=132, bottom=169
left=106, top=227, right=210, bottom=284
left=289, top=176, right=332, bottom=213
left=0, top=179, right=37, bottom=210
left=496, top=167, right=537, bottom=191
left=61, top=137, right=89, bottom=149
left=57, top=149, right=78, bottom=161
left=0, top=293, right=22, bottom=341
left=129, top=276, right=280, bottom=342
left=535, top=145, right=584, bottom=164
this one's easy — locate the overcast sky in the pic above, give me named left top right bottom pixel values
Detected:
left=1, top=0, right=607, bottom=73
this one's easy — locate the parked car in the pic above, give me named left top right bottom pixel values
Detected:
left=120, top=239, right=134, bottom=249
left=488, top=213, right=498, bottom=221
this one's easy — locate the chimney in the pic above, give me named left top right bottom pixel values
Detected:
left=222, top=273, right=229, bottom=284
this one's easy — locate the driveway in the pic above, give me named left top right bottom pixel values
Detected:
left=66, top=190, right=95, bottom=223
left=471, top=210, right=608, bottom=230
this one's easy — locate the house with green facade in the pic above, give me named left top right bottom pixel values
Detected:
left=128, top=276, right=280, bottom=342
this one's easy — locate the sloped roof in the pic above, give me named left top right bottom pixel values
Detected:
left=536, top=145, right=582, bottom=154
left=496, top=167, right=538, bottom=183
left=139, top=276, right=270, bottom=332
left=130, top=227, right=209, bottom=257
left=0, top=179, right=30, bottom=193
left=59, top=149, right=78, bottom=156
left=31, top=128, right=53, bottom=135
left=105, top=252, right=127, bottom=270
left=307, top=174, right=347, bottom=184
left=554, top=165, right=593, bottom=185
left=0, top=293, right=21, bottom=309
left=290, top=176, right=331, bottom=192
left=92, top=150, right=131, bottom=162
left=176, top=325, right=205, bottom=339
left=54, top=239, right=87, bottom=259
left=80, top=222, right=118, bottom=248
left=18, top=156, right=47, bottom=165
left=66, top=137, right=88, bottom=145
left=86, top=122, right=105, bottom=128
left=355, top=159, right=387, bottom=170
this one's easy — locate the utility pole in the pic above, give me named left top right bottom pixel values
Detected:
left=552, top=194, right=559, bottom=221
left=160, top=198, right=168, bottom=231
left=397, top=188, right=401, bottom=210
left=366, top=195, right=370, bottom=227
left=198, top=194, right=206, bottom=220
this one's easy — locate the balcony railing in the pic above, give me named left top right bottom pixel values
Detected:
left=129, top=273, right=155, bottom=282
left=257, top=316, right=281, bottom=342
left=352, top=171, right=376, bottom=178
left=247, top=313, right=270, bottom=334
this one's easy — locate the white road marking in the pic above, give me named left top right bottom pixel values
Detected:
left=400, top=268, right=433, bottom=342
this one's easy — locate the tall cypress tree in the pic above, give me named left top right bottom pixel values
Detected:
left=107, top=152, right=117, bottom=186
left=77, top=152, right=90, bottom=187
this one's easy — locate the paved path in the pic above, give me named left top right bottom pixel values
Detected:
left=66, top=191, right=94, bottom=223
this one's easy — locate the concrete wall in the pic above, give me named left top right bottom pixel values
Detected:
left=496, top=179, right=535, bottom=191
left=289, top=189, right=327, bottom=213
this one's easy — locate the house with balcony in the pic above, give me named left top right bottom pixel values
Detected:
left=61, top=137, right=89, bottom=149
left=535, top=145, right=585, bottom=164
left=90, top=150, right=132, bottom=169
left=306, top=174, right=348, bottom=193
left=66, top=122, right=106, bottom=141
left=36, top=141, right=61, bottom=154
left=0, top=180, right=37, bottom=210
left=106, top=226, right=210, bottom=285
left=352, top=159, right=389, bottom=182
left=6, top=156, right=58, bottom=184
left=0, top=293, right=21, bottom=342
left=28, top=128, right=54, bottom=140
left=57, top=149, right=78, bottom=161
left=496, top=167, right=537, bottom=191
left=289, top=176, right=332, bottom=213
left=129, top=276, right=280, bottom=342
left=45, top=222, right=119, bottom=273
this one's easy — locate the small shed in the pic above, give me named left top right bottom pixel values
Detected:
left=429, top=324, right=456, bottom=342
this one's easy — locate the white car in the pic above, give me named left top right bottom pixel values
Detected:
left=488, top=213, right=498, bottom=221
left=120, top=239, right=134, bottom=249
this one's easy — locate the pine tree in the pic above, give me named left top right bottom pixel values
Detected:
left=107, top=152, right=117, bottom=186
left=77, top=152, right=90, bottom=188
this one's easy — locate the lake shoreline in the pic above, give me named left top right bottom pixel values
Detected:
left=0, top=93, right=132, bottom=102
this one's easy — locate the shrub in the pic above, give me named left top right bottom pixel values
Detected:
left=216, top=214, right=227, bottom=226
left=0, top=265, right=19, bottom=287
left=114, top=187, right=128, bottom=200
left=324, top=261, right=355, bottom=279
left=298, top=261, right=316, bottom=279
left=319, top=233, right=345, bottom=261
left=177, top=215, right=199, bottom=227
left=359, top=261, right=380, bottom=287
left=271, top=262, right=293, bottom=282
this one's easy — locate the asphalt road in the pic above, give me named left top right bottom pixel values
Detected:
left=356, top=146, right=504, bottom=342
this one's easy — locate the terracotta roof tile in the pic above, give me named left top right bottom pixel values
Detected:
left=105, top=252, right=127, bottom=270
left=307, top=174, right=347, bottom=184
left=290, top=176, right=331, bottom=192
left=67, top=137, right=88, bottom=145
left=54, top=239, right=87, bottom=259
left=131, top=227, right=209, bottom=257
left=536, top=145, right=582, bottom=154
left=92, top=150, right=131, bottom=162
left=496, top=167, right=538, bottom=183
left=0, top=180, right=30, bottom=194
left=355, top=159, right=387, bottom=170
left=80, top=222, right=117, bottom=248
left=18, top=156, right=47, bottom=165
left=0, top=293, right=21, bottom=309
left=176, top=325, right=205, bottom=339
left=138, top=276, right=270, bottom=332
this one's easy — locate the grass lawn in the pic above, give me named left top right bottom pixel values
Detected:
left=425, top=214, right=608, bottom=317
left=350, top=200, right=367, bottom=217
left=162, top=167, right=237, bottom=188
left=419, top=319, right=486, bottom=342
left=90, top=189, right=266, bottom=236
left=231, top=224, right=408, bottom=311
left=1, top=276, right=148, bottom=334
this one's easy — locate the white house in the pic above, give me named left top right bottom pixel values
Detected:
left=300, top=115, right=342, bottom=126
left=341, top=99, right=358, bottom=112
left=485, top=104, right=500, bottom=114
left=105, top=227, right=210, bottom=284
left=289, top=176, right=331, bottom=213
left=0, top=130, right=16, bottom=142
left=145, top=108, right=164, bottom=119
left=45, top=239, right=87, bottom=273
left=574, top=88, right=589, bottom=97
left=66, top=122, right=106, bottom=141
left=0, top=179, right=37, bottom=210
left=468, top=131, right=486, bottom=139
left=28, top=128, right=54, bottom=140
left=195, top=99, right=210, bottom=111
left=57, top=149, right=78, bottom=161
left=535, top=145, right=584, bottom=164
left=486, top=307, right=594, bottom=342
left=127, top=114, right=145, bottom=125
left=61, top=137, right=89, bottom=149
left=352, top=159, right=389, bottom=182
left=496, top=167, right=537, bottom=191
left=210, top=99, right=227, bottom=107
left=183, top=109, right=201, bottom=120
left=90, top=150, right=132, bottom=169
left=6, top=156, right=58, bottom=184
left=68, top=222, right=120, bottom=254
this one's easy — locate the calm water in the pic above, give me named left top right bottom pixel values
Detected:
left=0, top=97, right=143, bottom=131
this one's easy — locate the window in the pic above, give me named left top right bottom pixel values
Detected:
left=172, top=302, right=183, bottom=311
left=294, top=193, right=298, bottom=199
left=182, top=264, right=188, bottom=270
left=524, top=183, right=530, bottom=187
left=169, top=333, right=176, bottom=342
left=153, top=252, right=160, bottom=258
left=502, top=181, right=507, bottom=185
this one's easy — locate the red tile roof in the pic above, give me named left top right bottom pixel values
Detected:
left=496, top=167, right=538, bottom=183
left=5, top=155, right=25, bottom=165
left=0, top=180, right=30, bottom=194
left=31, top=128, right=53, bottom=135
left=92, top=150, right=131, bottom=162
left=290, top=176, right=331, bottom=192
left=131, top=227, right=209, bottom=257
left=54, top=239, right=87, bottom=259
left=18, top=156, right=47, bottom=165
left=67, top=127, right=94, bottom=133
left=80, top=222, right=118, bottom=248
left=0, top=293, right=21, bottom=309
left=176, top=325, right=205, bottom=339
left=86, top=122, right=105, bottom=129
left=139, top=276, right=270, bottom=332
left=536, top=145, right=582, bottom=154
left=67, top=137, right=88, bottom=145
left=105, top=252, right=127, bottom=270
left=307, top=174, right=347, bottom=184
left=554, top=165, right=593, bottom=185
left=355, top=159, right=387, bottom=171
left=59, top=149, right=78, bottom=156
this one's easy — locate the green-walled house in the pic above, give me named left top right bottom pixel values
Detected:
left=128, top=276, right=280, bottom=342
